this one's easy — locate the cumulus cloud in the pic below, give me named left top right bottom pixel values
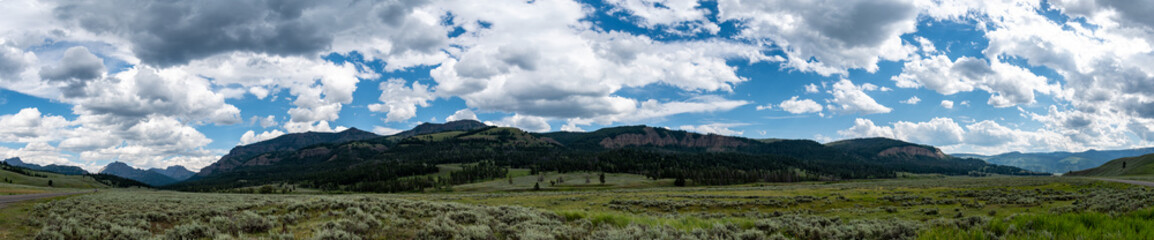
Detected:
left=0, top=108, right=72, bottom=143
left=778, top=96, right=823, bottom=114
left=838, top=117, right=1087, bottom=154
left=445, top=109, right=478, bottom=122
left=239, top=130, right=285, bottom=145
left=900, top=96, right=921, bottom=104
left=368, top=78, right=435, bottom=123
left=372, top=126, right=403, bottom=136
left=487, top=114, right=551, bottom=132
left=678, top=123, right=745, bottom=136
left=39, top=46, right=105, bottom=97
left=805, top=83, right=820, bottom=93
left=940, top=100, right=954, bottom=109
left=828, top=79, right=891, bottom=115
left=718, top=0, right=919, bottom=75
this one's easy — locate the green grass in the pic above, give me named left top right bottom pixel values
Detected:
left=8, top=175, right=1154, bottom=239
left=919, top=207, right=1154, bottom=239
left=451, top=171, right=666, bottom=192
left=1069, top=153, right=1154, bottom=176
left=0, top=168, right=109, bottom=190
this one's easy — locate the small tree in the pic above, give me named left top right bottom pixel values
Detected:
left=533, top=182, right=540, bottom=191
left=674, top=177, right=686, bottom=187
left=1123, top=161, right=1127, bottom=169
left=48, top=180, right=53, bottom=187
left=599, top=172, right=606, bottom=184
left=508, top=175, right=514, bottom=185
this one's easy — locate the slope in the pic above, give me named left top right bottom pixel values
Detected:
left=1067, top=153, right=1154, bottom=176
left=0, top=162, right=146, bottom=189
left=826, top=138, right=1042, bottom=176
left=196, top=127, right=381, bottom=176
left=173, top=123, right=1042, bottom=193
left=955, top=147, right=1154, bottom=174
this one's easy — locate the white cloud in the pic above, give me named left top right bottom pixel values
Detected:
left=258, top=115, right=278, bottom=128
left=605, top=0, right=718, bottom=34
left=940, top=100, right=954, bottom=109
left=805, top=83, right=820, bottom=93
left=838, top=118, right=895, bottom=139
left=900, top=96, right=921, bottom=104
left=779, top=96, right=823, bottom=114
left=239, top=130, right=285, bottom=146
left=678, top=123, right=746, bottom=136
left=755, top=104, right=773, bottom=111
left=486, top=114, right=551, bottom=132
left=828, top=79, right=892, bottom=115
left=371, top=126, right=403, bottom=136
left=367, top=78, right=435, bottom=123
left=445, top=109, right=478, bottom=122
left=0, top=108, right=73, bottom=143
left=718, top=0, right=919, bottom=76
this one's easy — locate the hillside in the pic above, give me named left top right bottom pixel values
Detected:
left=99, top=162, right=179, bottom=187
left=171, top=122, right=1041, bottom=193
left=954, top=147, right=1154, bottom=173
left=196, top=127, right=381, bottom=176
left=0, top=161, right=147, bottom=189
left=1067, top=153, right=1154, bottom=176
left=2, top=157, right=88, bottom=175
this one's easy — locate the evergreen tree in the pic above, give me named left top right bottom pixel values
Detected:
left=674, top=176, right=686, bottom=187
left=599, top=172, right=606, bottom=184
left=533, top=182, right=540, bottom=191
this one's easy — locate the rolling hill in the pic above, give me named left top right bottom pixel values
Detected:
left=2, top=157, right=88, bottom=175
left=953, top=147, right=1154, bottom=174
left=169, top=121, right=1042, bottom=192
left=1067, top=153, right=1154, bottom=176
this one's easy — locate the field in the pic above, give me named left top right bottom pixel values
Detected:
left=3, top=175, right=1154, bottom=239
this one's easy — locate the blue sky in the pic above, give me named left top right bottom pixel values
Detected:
left=2, top=0, right=1154, bottom=171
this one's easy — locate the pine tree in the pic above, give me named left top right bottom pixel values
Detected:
left=599, top=172, right=606, bottom=184
left=48, top=180, right=54, bottom=187
left=533, top=182, right=540, bottom=191
left=674, top=176, right=686, bottom=187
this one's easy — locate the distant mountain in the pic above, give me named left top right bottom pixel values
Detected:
left=170, top=123, right=1041, bottom=192
left=149, top=166, right=195, bottom=181
left=196, top=127, right=381, bottom=176
left=2, top=157, right=88, bottom=175
left=394, top=120, right=488, bottom=138
left=1068, top=153, right=1154, bottom=176
left=952, top=147, right=1154, bottom=174
left=99, top=162, right=178, bottom=187
left=827, top=138, right=1040, bottom=176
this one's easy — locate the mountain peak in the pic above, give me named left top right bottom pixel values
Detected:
left=395, top=120, right=488, bottom=138
left=3, top=157, right=25, bottom=165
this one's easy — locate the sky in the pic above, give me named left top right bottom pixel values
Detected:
left=2, top=0, right=1154, bottom=172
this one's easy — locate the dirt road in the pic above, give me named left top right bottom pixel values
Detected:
left=1094, top=178, right=1154, bottom=187
left=0, top=192, right=85, bottom=208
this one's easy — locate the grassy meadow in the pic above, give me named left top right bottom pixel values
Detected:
left=2, top=174, right=1153, bottom=239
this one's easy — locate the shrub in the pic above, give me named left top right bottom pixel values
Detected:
left=164, top=222, right=213, bottom=240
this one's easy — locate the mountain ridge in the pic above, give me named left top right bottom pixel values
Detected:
left=2, top=157, right=89, bottom=175
left=196, top=127, right=381, bottom=176
left=952, top=147, right=1154, bottom=173
left=171, top=122, right=1042, bottom=192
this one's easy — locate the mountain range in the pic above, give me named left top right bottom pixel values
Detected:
left=97, top=162, right=196, bottom=187
left=1067, top=153, right=1154, bottom=177
left=953, top=147, right=1154, bottom=174
left=2, top=157, right=88, bottom=175
left=167, top=120, right=1043, bottom=192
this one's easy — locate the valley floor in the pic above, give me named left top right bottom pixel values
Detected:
left=3, top=176, right=1154, bottom=239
